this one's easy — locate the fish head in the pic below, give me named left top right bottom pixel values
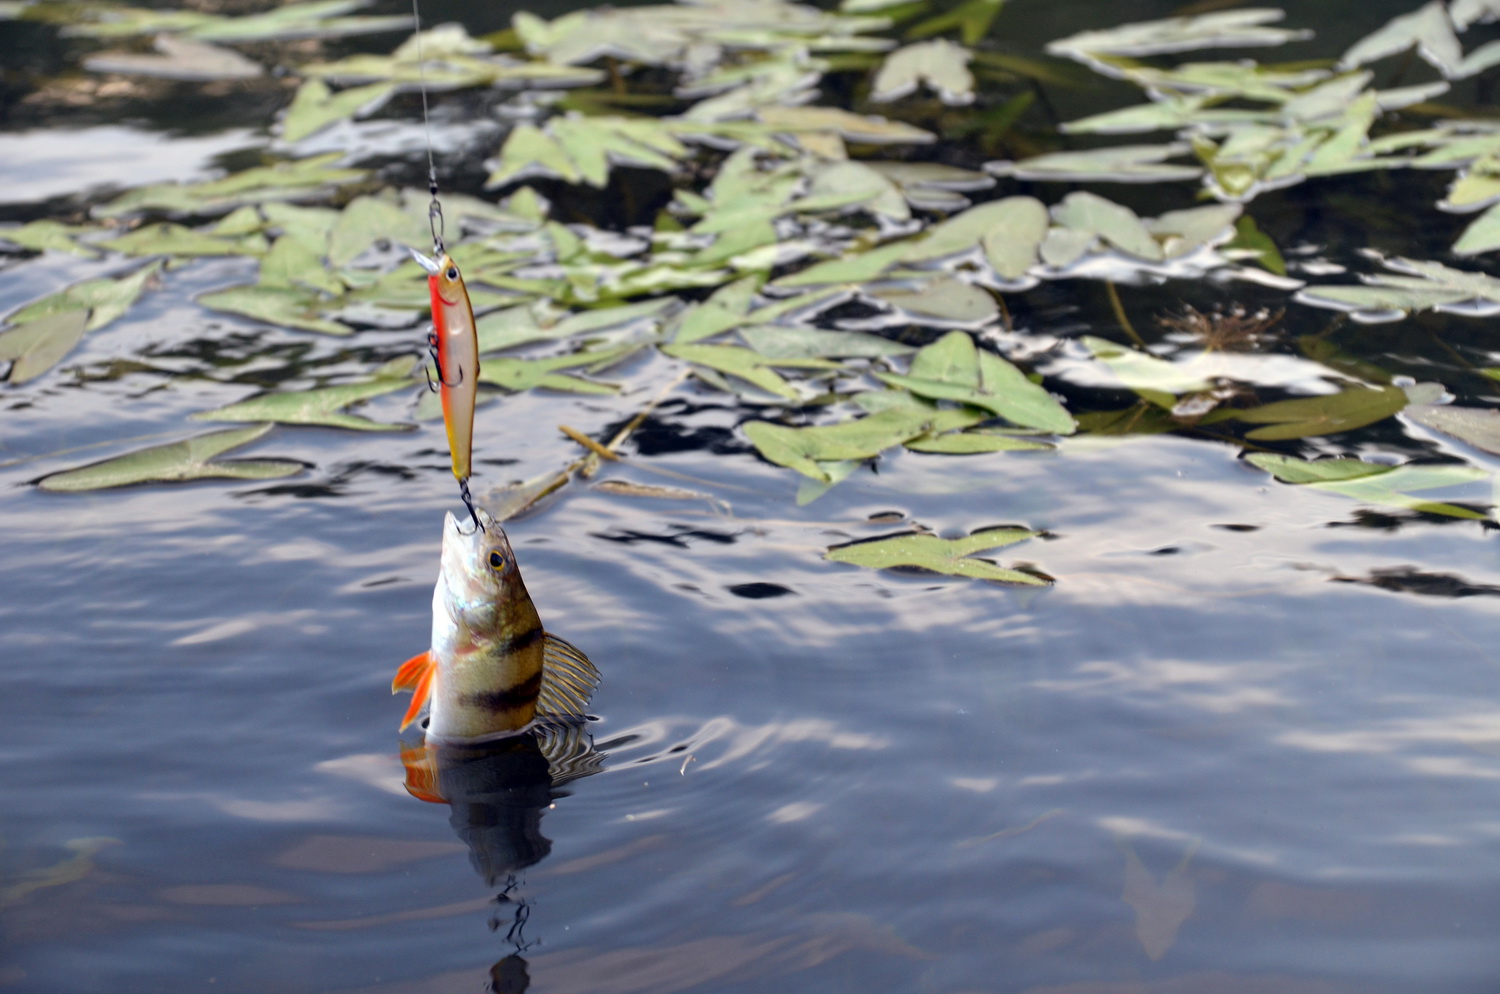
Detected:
left=438, top=509, right=527, bottom=631
left=412, top=248, right=466, bottom=306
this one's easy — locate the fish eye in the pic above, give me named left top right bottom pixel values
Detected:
left=445, top=266, right=459, bottom=281
left=488, top=551, right=506, bottom=571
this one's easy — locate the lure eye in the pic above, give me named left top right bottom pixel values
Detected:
left=488, top=551, right=506, bottom=571
left=445, top=266, right=459, bottom=281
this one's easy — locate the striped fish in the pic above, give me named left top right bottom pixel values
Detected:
left=412, top=249, right=478, bottom=484
left=394, top=509, right=599, bottom=742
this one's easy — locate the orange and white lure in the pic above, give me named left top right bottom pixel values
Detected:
left=413, top=249, right=479, bottom=523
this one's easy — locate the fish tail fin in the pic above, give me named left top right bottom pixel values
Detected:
left=395, top=652, right=437, bottom=731
left=537, top=633, right=600, bottom=720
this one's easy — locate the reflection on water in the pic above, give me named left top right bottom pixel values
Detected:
left=398, top=726, right=604, bottom=992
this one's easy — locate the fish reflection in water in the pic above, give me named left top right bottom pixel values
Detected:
left=401, top=725, right=605, bottom=993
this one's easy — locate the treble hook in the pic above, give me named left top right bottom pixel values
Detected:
left=458, top=477, right=481, bottom=532
left=425, top=327, right=463, bottom=390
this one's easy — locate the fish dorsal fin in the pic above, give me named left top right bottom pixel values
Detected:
left=537, top=633, right=600, bottom=720
left=393, top=651, right=436, bottom=731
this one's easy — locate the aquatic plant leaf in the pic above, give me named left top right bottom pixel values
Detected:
left=1053, top=192, right=1162, bottom=261
left=38, top=424, right=301, bottom=492
left=1294, top=256, right=1500, bottom=317
left=825, top=528, right=1046, bottom=584
left=791, top=161, right=910, bottom=221
left=478, top=347, right=628, bottom=394
left=1234, top=385, right=1408, bottom=440
left=83, top=34, right=264, bottom=80
left=671, top=277, right=762, bottom=344
left=487, top=122, right=580, bottom=187
left=988, top=144, right=1200, bottom=183
left=872, top=40, right=975, bottom=105
left=96, top=154, right=366, bottom=217
left=745, top=408, right=937, bottom=480
left=739, top=325, right=913, bottom=359
left=1223, top=216, right=1286, bottom=274
left=1453, top=0, right=1500, bottom=29
left=0, top=219, right=104, bottom=257
left=1082, top=337, right=1216, bottom=404
left=1406, top=404, right=1500, bottom=454
left=98, top=223, right=267, bottom=258
left=0, top=310, right=88, bottom=385
left=328, top=194, right=423, bottom=267
left=1341, top=1, right=1463, bottom=78
left=190, top=1, right=409, bottom=42
left=10, top=262, right=160, bottom=332
left=280, top=79, right=395, bottom=142
left=902, top=196, right=1046, bottom=272
left=878, top=331, right=1074, bottom=433
left=1453, top=200, right=1500, bottom=255
left=1246, top=454, right=1394, bottom=485
left=870, top=279, right=998, bottom=325
left=198, top=285, right=350, bottom=336
left=260, top=236, right=342, bottom=295
left=1048, top=9, right=1310, bottom=64
left=1147, top=204, right=1243, bottom=259
left=905, top=429, right=1050, bottom=453
left=60, top=6, right=217, bottom=37
left=774, top=242, right=910, bottom=288
left=662, top=343, right=806, bottom=399
left=756, top=105, right=935, bottom=145
left=1248, top=453, right=1488, bottom=518
left=193, top=367, right=415, bottom=430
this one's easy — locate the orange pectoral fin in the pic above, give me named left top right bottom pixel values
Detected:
left=392, top=651, right=431, bottom=693
left=394, top=652, right=436, bottom=732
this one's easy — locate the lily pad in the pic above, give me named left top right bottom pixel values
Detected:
left=280, top=79, right=396, bottom=143
left=825, top=528, right=1047, bottom=584
left=193, top=367, right=416, bottom=430
left=0, top=310, right=89, bottom=385
left=38, top=424, right=302, bottom=492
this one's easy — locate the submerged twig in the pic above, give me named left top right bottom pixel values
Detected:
left=559, top=424, right=620, bottom=461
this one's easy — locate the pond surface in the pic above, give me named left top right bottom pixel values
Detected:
left=6, top=1, right=1500, bottom=992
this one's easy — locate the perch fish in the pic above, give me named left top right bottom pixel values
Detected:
left=394, top=509, right=599, bottom=742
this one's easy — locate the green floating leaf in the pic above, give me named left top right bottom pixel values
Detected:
left=1294, top=257, right=1500, bottom=318
left=1048, top=9, right=1310, bottom=64
left=328, top=193, right=424, bottom=267
left=869, top=279, right=998, bottom=326
left=663, top=343, right=816, bottom=399
left=745, top=408, right=943, bottom=481
left=477, top=345, right=631, bottom=394
left=38, top=424, right=302, bottom=492
left=739, top=325, right=912, bottom=359
left=281, top=79, right=396, bottom=143
left=1234, top=386, right=1408, bottom=440
left=1247, top=453, right=1488, bottom=519
left=189, top=1, right=409, bottom=43
left=871, top=39, right=975, bottom=105
left=83, top=35, right=263, bottom=81
left=10, top=262, right=160, bottom=332
left=1053, top=191, right=1162, bottom=261
left=194, top=371, right=414, bottom=431
left=1340, top=1, right=1462, bottom=79
left=906, top=0, right=1003, bottom=46
left=96, top=153, right=366, bottom=218
left=97, top=223, right=267, bottom=258
left=826, top=528, right=1047, bottom=584
left=1406, top=404, right=1500, bottom=455
left=0, top=310, right=89, bottom=385
left=905, top=429, right=1051, bottom=454
left=1083, top=336, right=1212, bottom=403
left=0, top=219, right=103, bottom=257
left=988, top=144, right=1201, bottom=183
left=198, top=285, right=350, bottom=336
left=877, top=331, right=1075, bottom=434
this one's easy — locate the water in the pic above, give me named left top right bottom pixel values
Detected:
left=7, top=1, right=1500, bottom=992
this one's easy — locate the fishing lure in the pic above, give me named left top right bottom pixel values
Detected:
left=413, top=247, right=479, bottom=526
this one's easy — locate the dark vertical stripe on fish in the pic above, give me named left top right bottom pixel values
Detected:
left=490, top=625, right=545, bottom=657
left=460, top=671, right=543, bottom=714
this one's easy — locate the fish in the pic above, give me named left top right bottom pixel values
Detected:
left=393, top=508, right=600, bottom=743
left=412, top=249, right=479, bottom=484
